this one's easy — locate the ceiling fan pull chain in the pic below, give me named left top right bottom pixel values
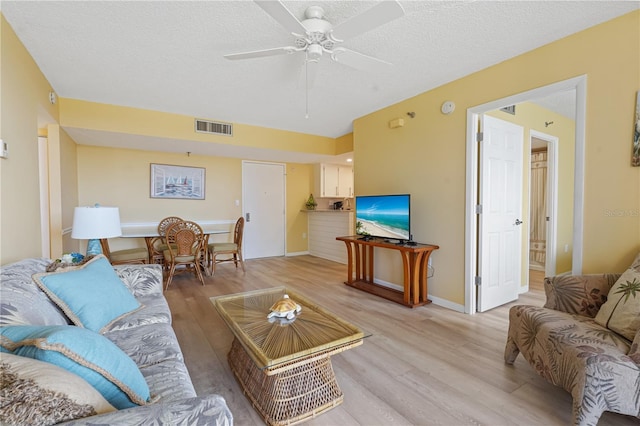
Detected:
left=305, top=55, right=310, bottom=119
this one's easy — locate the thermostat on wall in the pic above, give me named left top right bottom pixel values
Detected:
left=0, top=140, right=7, bottom=159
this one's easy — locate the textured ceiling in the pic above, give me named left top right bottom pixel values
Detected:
left=2, top=1, right=638, bottom=160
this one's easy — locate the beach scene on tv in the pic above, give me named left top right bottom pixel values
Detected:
left=355, top=195, right=410, bottom=240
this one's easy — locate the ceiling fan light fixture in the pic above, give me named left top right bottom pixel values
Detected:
left=307, top=44, right=323, bottom=60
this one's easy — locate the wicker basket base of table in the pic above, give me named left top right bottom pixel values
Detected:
left=228, top=338, right=344, bottom=426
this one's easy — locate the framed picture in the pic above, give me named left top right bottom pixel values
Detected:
left=633, top=90, right=639, bottom=167
left=150, top=163, right=205, bottom=199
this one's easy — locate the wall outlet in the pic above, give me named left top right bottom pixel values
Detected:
left=0, top=140, right=7, bottom=159
left=302, top=232, right=307, bottom=239
left=564, top=244, right=569, bottom=253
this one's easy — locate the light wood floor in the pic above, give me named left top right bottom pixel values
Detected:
left=163, top=256, right=637, bottom=426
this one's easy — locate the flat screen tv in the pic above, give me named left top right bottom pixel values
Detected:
left=355, top=194, right=411, bottom=241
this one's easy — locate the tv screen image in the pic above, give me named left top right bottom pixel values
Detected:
left=355, top=194, right=410, bottom=240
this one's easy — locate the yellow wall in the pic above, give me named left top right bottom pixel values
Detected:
left=335, top=133, right=354, bottom=155
left=60, top=99, right=340, bottom=156
left=286, top=163, right=314, bottom=253
left=59, top=127, right=79, bottom=255
left=0, top=15, right=61, bottom=264
left=354, top=11, right=640, bottom=306
left=77, top=145, right=313, bottom=254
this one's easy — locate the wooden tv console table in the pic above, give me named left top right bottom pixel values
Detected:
left=336, top=236, right=439, bottom=308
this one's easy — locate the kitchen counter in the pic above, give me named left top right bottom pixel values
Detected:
left=304, top=210, right=355, bottom=264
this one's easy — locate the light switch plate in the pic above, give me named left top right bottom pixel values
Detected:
left=0, top=140, right=7, bottom=159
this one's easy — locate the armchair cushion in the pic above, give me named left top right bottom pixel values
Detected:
left=629, top=328, right=640, bottom=363
left=543, top=273, right=620, bottom=317
left=594, top=268, right=640, bottom=341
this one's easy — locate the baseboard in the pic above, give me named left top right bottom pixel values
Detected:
left=286, top=251, right=309, bottom=257
left=429, top=296, right=465, bottom=313
left=372, top=278, right=465, bottom=313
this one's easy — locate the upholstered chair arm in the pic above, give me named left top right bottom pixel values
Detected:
left=629, top=328, right=640, bottom=364
left=113, top=264, right=163, bottom=297
left=543, top=273, right=621, bottom=318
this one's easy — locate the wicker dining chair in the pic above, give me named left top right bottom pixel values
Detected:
left=208, top=217, right=245, bottom=275
left=100, top=239, right=148, bottom=265
left=149, top=216, right=183, bottom=265
left=163, top=220, right=206, bottom=289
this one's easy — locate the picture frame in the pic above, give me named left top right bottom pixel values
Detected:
left=633, top=90, right=639, bottom=167
left=150, top=163, right=205, bottom=199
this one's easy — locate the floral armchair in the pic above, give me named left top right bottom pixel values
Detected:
left=504, top=254, right=640, bottom=426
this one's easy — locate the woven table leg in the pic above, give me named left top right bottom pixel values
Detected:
left=228, top=338, right=344, bottom=426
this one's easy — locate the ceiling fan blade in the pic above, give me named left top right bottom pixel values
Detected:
left=331, top=0, right=404, bottom=42
left=331, top=48, right=393, bottom=73
left=224, top=46, right=298, bottom=60
left=254, top=0, right=307, bottom=35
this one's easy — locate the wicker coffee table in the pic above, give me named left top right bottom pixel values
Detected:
left=212, top=287, right=365, bottom=426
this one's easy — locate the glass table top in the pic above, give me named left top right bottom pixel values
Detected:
left=212, top=287, right=366, bottom=370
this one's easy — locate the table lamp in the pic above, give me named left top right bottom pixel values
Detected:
left=71, top=205, right=122, bottom=256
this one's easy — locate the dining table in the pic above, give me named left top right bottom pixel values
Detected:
left=121, top=224, right=230, bottom=274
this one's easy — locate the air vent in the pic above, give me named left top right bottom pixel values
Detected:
left=195, top=119, right=233, bottom=136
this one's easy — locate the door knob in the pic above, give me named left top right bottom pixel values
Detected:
left=514, top=219, right=523, bottom=225
left=245, top=213, right=251, bottom=222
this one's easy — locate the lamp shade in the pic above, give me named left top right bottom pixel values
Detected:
left=71, top=206, right=122, bottom=239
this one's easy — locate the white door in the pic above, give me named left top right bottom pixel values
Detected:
left=242, top=161, right=286, bottom=259
left=477, top=115, right=524, bottom=312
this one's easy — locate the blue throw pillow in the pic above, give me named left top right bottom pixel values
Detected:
left=0, top=325, right=150, bottom=409
left=32, top=255, right=141, bottom=333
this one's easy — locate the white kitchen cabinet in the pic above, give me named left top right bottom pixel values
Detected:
left=338, top=165, right=353, bottom=197
left=314, top=163, right=353, bottom=198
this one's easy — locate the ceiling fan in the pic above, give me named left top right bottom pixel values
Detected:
left=224, top=0, right=405, bottom=91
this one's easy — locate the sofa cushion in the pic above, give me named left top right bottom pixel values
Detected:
left=0, top=325, right=150, bottom=409
left=0, top=258, right=69, bottom=326
left=595, top=268, right=640, bottom=341
left=59, top=395, right=233, bottom=426
left=103, top=322, right=184, bottom=368
left=0, top=352, right=115, bottom=425
left=138, top=359, right=197, bottom=403
left=32, top=255, right=141, bottom=333
left=103, top=294, right=171, bottom=333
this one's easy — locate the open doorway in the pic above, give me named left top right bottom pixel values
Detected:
left=529, top=131, right=559, bottom=279
left=464, top=75, right=586, bottom=314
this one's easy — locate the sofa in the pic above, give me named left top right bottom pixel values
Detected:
left=505, top=254, right=640, bottom=426
left=0, top=255, right=233, bottom=425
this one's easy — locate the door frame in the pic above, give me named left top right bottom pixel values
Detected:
left=529, top=130, right=559, bottom=279
left=38, top=137, right=51, bottom=258
left=464, top=75, right=586, bottom=314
